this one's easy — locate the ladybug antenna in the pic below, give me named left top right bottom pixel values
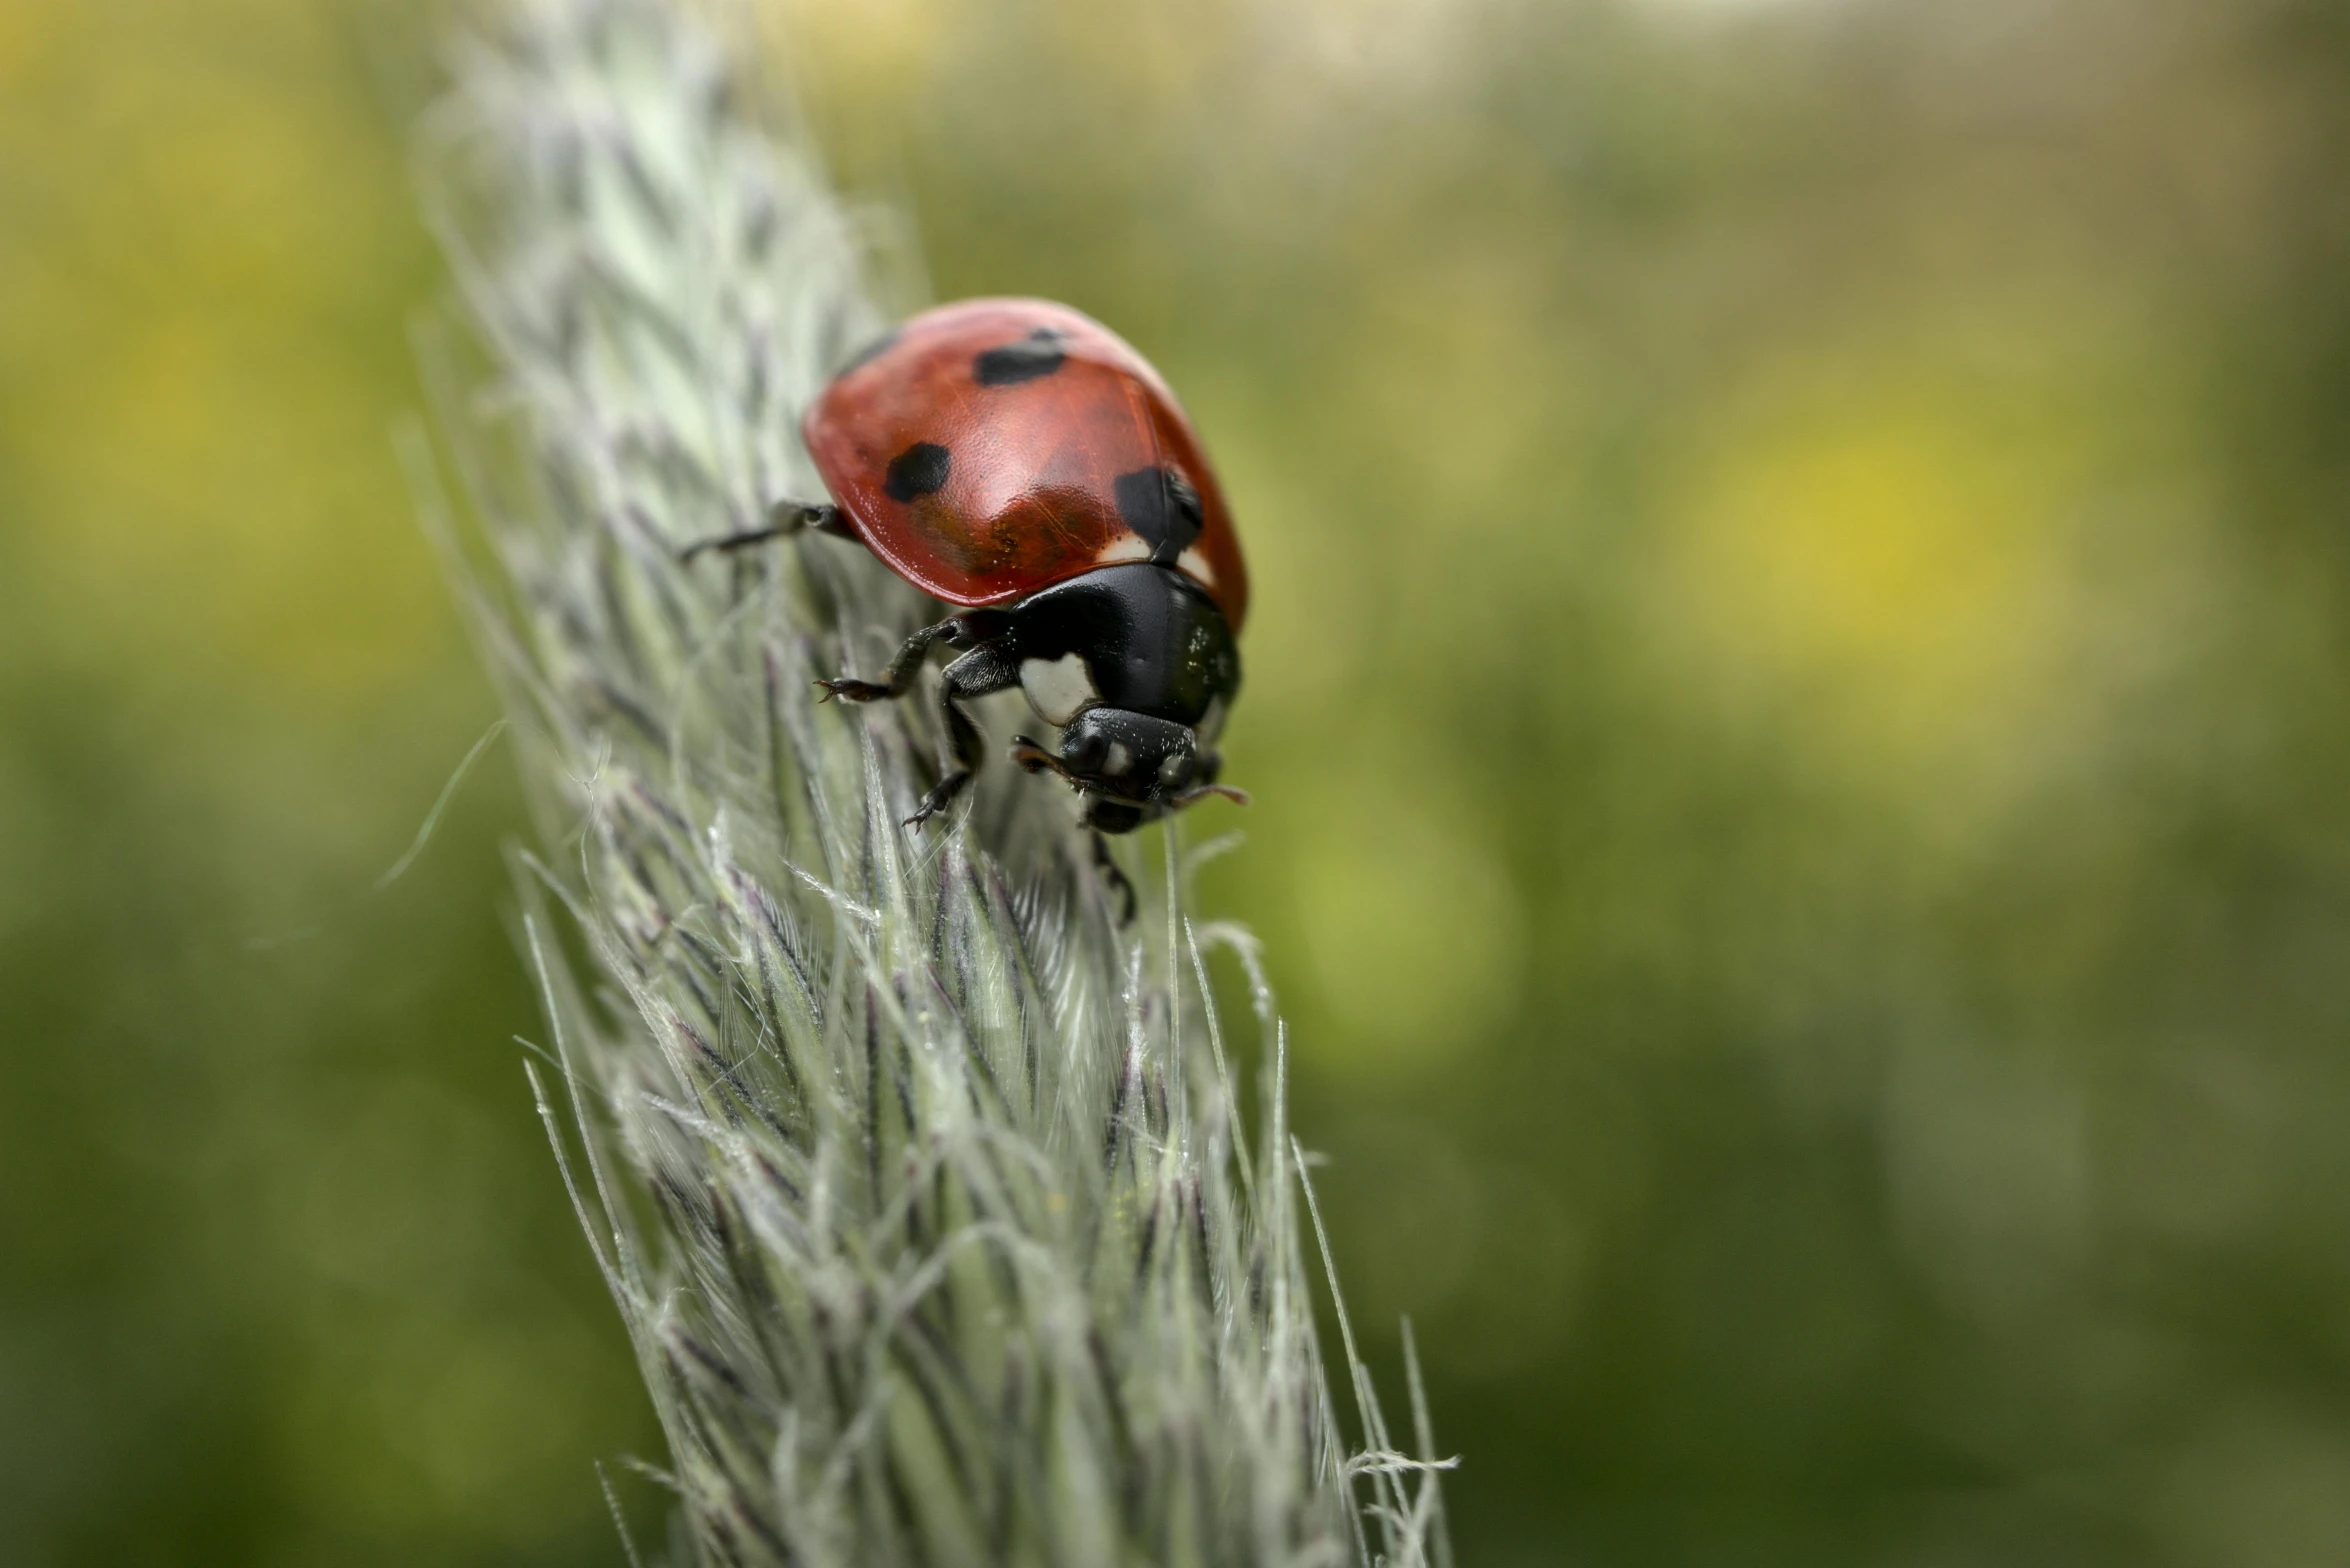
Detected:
left=1008, top=735, right=1073, bottom=779
left=1172, top=783, right=1250, bottom=810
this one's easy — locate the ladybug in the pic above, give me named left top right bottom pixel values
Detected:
left=689, top=298, right=1248, bottom=848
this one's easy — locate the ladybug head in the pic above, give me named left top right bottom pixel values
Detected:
left=1012, top=706, right=1236, bottom=835
left=1061, top=708, right=1205, bottom=832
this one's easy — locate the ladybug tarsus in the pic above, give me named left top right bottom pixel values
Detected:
left=1091, top=832, right=1138, bottom=924
left=902, top=778, right=969, bottom=831
left=677, top=500, right=844, bottom=563
left=816, top=616, right=962, bottom=707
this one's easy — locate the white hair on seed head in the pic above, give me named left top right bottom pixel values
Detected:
left=414, top=1, right=1450, bottom=1564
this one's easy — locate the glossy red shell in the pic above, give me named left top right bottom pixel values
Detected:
left=801, top=298, right=1249, bottom=629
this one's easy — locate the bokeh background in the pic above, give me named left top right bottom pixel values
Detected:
left=8, top=0, right=2350, bottom=1562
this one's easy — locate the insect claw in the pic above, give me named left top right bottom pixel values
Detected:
left=1090, top=832, right=1138, bottom=923
left=680, top=502, right=840, bottom=563
left=902, top=771, right=972, bottom=829
left=678, top=523, right=787, bottom=563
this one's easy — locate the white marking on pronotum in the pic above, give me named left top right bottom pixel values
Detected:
left=1106, top=741, right=1135, bottom=776
left=1176, top=546, right=1215, bottom=589
left=1094, top=535, right=1151, bottom=566
left=1020, top=653, right=1098, bottom=727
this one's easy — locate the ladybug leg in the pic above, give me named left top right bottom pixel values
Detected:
left=815, top=617, right=962, bottom=704
left=904, top=646, right=1019, bottom=829
left=677, top=500, right=845, bottom=563
left=1091, top=833, right=1138, bottom=924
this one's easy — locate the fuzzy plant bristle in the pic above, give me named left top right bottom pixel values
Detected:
left=409, top=1, right=1449, bottom=1562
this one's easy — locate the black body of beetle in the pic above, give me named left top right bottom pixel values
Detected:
left=817, top=561, right=1243, bottom=837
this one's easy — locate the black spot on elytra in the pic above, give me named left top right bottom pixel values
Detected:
left=1112, top=466, right=1204, bottom=563
left=884, top=442, right=952, bottom=502
left=973, top=326, right=1068, bottom=387
left=838, top=327, right=900, bottom=375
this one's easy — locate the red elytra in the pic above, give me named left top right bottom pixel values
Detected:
left=801, top=298, right=1250, bottom=630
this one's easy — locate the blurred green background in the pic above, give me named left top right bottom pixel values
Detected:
left=7, top=0, right=2350, bottom=1562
